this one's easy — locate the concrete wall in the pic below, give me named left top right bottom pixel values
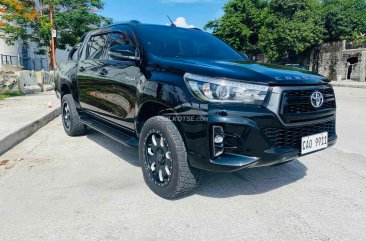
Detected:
left=0, top=73, right=20, bottom=94
left=317, top=41, right=366, bottom=82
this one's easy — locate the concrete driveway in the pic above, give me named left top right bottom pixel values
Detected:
left=0, top=87, right=365, bottom=241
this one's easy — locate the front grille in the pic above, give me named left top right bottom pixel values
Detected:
left=280, top=86, right=336, bottom=123
left=283, top=87, right=336, bottom=113
left=264, top=120, right=336, bottom=149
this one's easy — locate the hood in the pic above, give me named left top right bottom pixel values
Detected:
left=157, top=58, right=329, bottom=86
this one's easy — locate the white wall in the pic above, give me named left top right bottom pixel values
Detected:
left=0, top=39, right=21, bottom=69
left=0, top=39, right=19, bottom=55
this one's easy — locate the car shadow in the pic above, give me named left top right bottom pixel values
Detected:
left=86, top=129, right=307, bottom=198
left=86, top=129, right=140, bottom=167
left=196, top=160, right=307, bottom=198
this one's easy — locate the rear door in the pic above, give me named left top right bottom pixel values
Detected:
left=77, top=32, right=109, bottom=116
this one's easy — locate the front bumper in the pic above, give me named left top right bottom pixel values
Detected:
left=184, top=103, right=337, bottom=172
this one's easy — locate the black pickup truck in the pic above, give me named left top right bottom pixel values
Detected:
left=55, top=21, right=337, bottom=199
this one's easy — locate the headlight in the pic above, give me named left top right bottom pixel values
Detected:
left=184, top=73, right=270, bottom=105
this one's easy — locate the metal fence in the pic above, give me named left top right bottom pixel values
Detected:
left=0, top=54, right=49, bottom=71
left=42, top=70, right=55, bottom=86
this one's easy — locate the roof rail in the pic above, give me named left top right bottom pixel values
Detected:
left=107, top=20, right=141, bottom=27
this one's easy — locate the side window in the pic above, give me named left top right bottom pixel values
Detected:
left=108, top=30, right=140, bottom=58
left=86, top=34, right=108, bottom=60
left=109, top=32, right=134, bottom=48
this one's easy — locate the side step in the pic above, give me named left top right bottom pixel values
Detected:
left=80, top=115, right=138, bottom=148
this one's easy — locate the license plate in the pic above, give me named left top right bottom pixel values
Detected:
left=301, top=132, right=328, bottom=155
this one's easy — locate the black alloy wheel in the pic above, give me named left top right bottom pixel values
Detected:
left=144, top=130, right=173, bottom=187
left=62, top=102, right=71, bottom=131
left=61, top=94, right=87, bottom=136
left=139, top=116, right=200, bottom=199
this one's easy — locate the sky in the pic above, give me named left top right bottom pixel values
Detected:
left=100, top=0, right=228, bottom=29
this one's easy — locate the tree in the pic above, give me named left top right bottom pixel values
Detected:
left=205, top=0, right=268, bottom=56
left=205, top=0, right=324, bottom=61
left=0, top=0, right=112, bottom=68
left=205, top=0, right=366, bottom=62
left=349, top=32, right=366, bottom=47
left=0, top=1, right=39, bottom=47
left=322, top=0, right=366, bottom=42
left=259, top=0, right=324, bottom=61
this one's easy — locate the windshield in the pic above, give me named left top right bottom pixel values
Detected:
left=135, top=25, right=246, bottom=61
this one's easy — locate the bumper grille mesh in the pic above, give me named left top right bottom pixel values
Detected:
left=264, top=120, right=336, bottom=149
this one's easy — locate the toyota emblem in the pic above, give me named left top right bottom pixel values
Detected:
left=310, top=91, right=324, bottom=108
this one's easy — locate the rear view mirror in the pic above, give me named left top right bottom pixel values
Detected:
left=108, top=45, right=140, bottom=61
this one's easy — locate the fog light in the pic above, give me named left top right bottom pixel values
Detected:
left=213, top=126, right=224, bottom=157
left=214, top=135, right=224, bottom=144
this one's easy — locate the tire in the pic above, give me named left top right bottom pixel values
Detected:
left=61, top=94, right=87, bottom=136
left=139, top=116, right=201, bottom=199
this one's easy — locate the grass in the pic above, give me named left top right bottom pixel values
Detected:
left=0, top=91, right=24, bottom=100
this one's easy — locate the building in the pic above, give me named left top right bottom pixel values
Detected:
left=314, top=40, right=366, bottom=82
left=0, top=0, right=68, bottom=71
left=0, top=37, right=69, bottom=71
left=0, top=39, right=50, bottom=71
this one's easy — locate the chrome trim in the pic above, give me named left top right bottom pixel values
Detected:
left=310, top=91, right=324, bottom=108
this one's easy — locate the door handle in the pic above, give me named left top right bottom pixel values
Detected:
left=79, top=66, right=86, bottom=72
left=99, top=68, right=108, bottom=76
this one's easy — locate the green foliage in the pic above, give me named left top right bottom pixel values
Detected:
left=0, top=0, right=112, bottom=55
left=322, top=0, right=366, bottom=41
left=348, top=32, right=366, bottom=47
left=205, top=0, right=267, bottom=55
left=259, top=0, right=324, bottom=61
left=0, top=0, right=37, bottom=47
left=0, top=91, right=24, bottom=100
left=51, top=0, right=113, bottom=50
left=205, top=0, right=366, bottom=62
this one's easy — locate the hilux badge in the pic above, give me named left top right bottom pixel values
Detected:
left=310, top=91, right=324, bottom=108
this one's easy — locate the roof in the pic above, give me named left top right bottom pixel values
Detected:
left=106, top=21, right=202, bottom=31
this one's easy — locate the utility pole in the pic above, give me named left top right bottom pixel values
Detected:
left=49, top=0, right=56, bottom=70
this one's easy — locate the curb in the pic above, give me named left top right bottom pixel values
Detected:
left=0, top=106, right=61, bottom=156
left=331, top=82, right=366, bottom=89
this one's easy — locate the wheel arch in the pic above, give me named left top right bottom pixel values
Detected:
left=60, top=82, right=79, bottom=107
left=136, top=100, right=170, bottom=135
left=136, top=101, right=187, bottom=145
left=60, top=83, right=71, bottom=98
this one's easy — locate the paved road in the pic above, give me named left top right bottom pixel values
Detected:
left=0, top=87, right=365, bottom=241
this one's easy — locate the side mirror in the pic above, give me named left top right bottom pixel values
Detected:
left=108, top=45, right=140, bottom=61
